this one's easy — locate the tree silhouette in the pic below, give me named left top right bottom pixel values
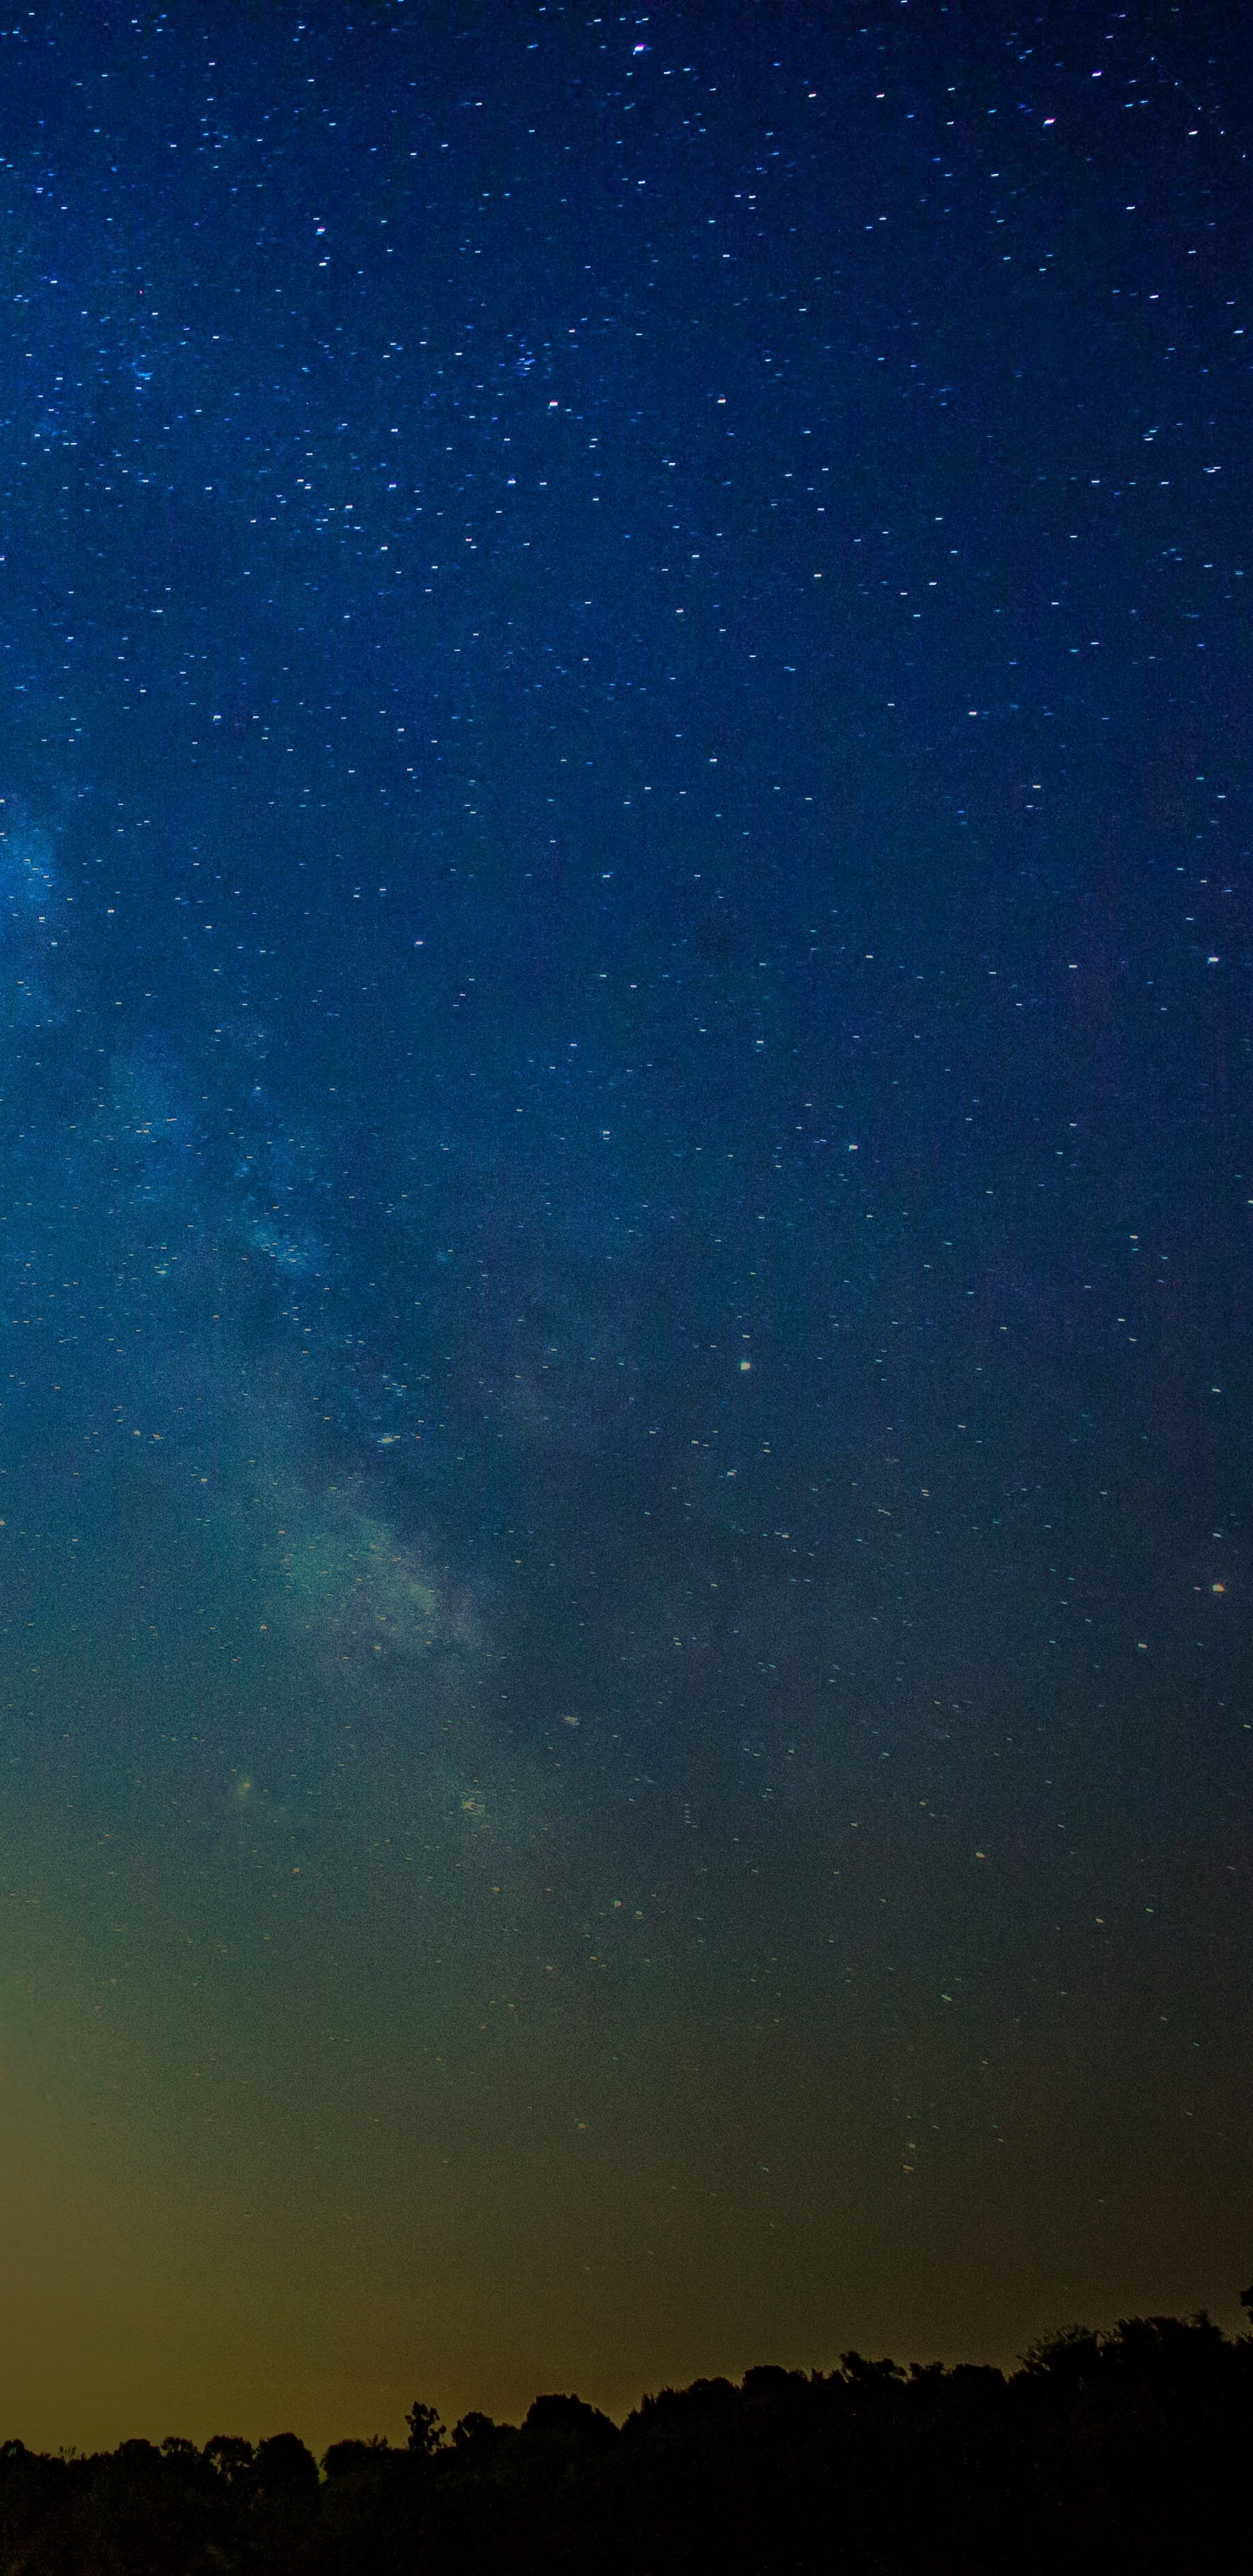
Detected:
left=405, top=2398, right=446, bottom=2459
left=0, top=2301, right=1250, bottom=2573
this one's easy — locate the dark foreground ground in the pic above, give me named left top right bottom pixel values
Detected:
left=3, top=2310, right=1250, bottom=2573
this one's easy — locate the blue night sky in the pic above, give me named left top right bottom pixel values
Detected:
left=0, top=0, right=1249, bottom=2450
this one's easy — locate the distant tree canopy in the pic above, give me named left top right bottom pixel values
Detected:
left=1, top=2308, right=1249, bottom=2573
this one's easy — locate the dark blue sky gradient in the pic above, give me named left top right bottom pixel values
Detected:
left=0, top=0, right=1249, bottom=2447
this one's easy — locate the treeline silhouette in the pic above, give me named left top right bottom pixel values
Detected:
left=3, top=2299, right=1251, bottom=2574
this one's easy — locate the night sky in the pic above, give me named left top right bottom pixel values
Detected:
left=0, top=0, right=1250, bottom=2452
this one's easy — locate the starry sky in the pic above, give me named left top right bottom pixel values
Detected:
left=0, top=0, right=1250, bottom=2452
